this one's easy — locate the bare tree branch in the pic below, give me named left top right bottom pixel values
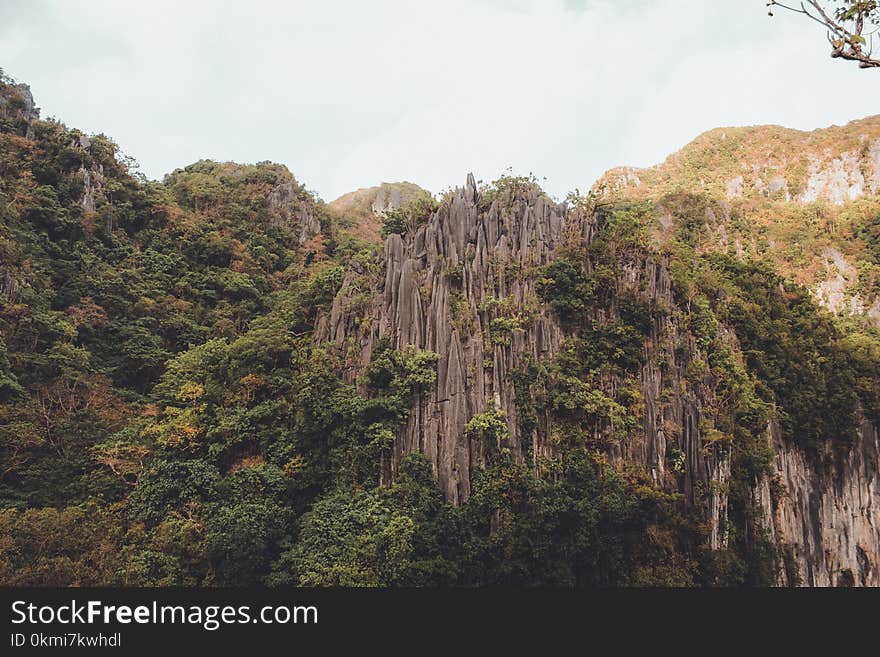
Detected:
left=768, top=0, right=880, bottom=68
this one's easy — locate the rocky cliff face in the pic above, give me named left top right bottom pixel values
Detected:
left=318, top=174, right=880, bottom=585
left=319, top=175, right=569, bottom=502
left=267, top=176, right=321, bottom=245
left=757, top=418, right=880, bottom=586
left=0, top=79, right=38, bottom=139
left=597, top=117, right=880, bottom=329
left=600, top=116, right=880, bottom=205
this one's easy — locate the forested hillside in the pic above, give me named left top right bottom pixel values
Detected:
left=1, top=71, right=878, bottom=587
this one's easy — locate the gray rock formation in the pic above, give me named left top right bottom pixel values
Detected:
left=69, top=134, right=106, bottom=225
left=0, top=80, right=39, bottom=139
left=756, top=418, right=880, bottom=586
left=317, top=174, right=880, bottom=585
left=870, top=139, right=880, bottom=194
left=2, top=267, right=19, bottom=302
left=267, top=179, right=321, bottom=245
left=799, top=151, right=867, bottom=205
left=319, top=174, right=570, bottom=502
left=372, top=185, right=410, bottom=215
left=79, top=162, right=104, bottom=215
left=0, top=81, right=37, bottom=121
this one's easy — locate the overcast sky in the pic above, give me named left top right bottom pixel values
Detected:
left=1, top=0, right=877, bottom=201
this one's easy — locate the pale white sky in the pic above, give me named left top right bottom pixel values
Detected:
left=0, top=0, right=877, bottom=201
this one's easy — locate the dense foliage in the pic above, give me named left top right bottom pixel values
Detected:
left=2, top=73, right=878, bottom=587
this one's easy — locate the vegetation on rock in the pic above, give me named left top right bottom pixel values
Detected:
left=1, top=70, right=878, bottom=587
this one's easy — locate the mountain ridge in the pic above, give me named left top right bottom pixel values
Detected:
left=597, top=114, right=880, bottom=203
left=592, top=115, right=880, bottom=327
left=1, top=70, right=879, bottom=587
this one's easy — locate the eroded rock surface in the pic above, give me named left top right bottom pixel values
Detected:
left=0, top=80, right=38, bottom=139
left=267, top=178, right=321, bottom=245
left=319, top=175, right=569, bottom=502
left=757, top=419, right=880, bottom=586
left=318, top=174, right=880, bottom=585
left=799, top=151, right=866, bottom=205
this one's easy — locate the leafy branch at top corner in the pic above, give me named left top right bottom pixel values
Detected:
left=767, top=0, right=880, bottom=68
